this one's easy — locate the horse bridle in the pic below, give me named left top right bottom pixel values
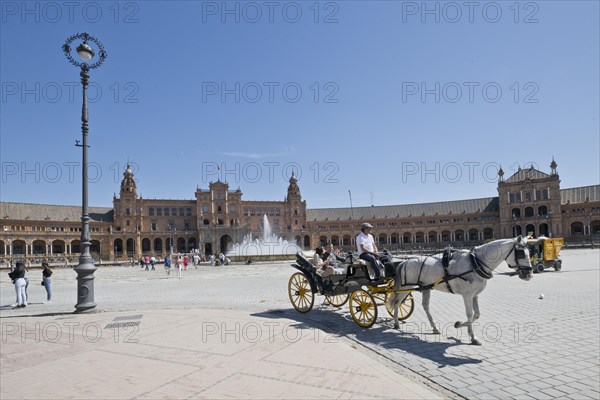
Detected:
left=505, top=242, right=532, bottom=272
left=471, top=241, right=531, bottom=280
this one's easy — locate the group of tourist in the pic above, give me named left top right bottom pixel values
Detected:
left=8, top=261, right=53, bottom=308
left=134, top=252, right=232, bottom=279
left=311, top=222, right=384, bottom=282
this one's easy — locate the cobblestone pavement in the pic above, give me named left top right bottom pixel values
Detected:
left=1, top=249, right=599, bottom=399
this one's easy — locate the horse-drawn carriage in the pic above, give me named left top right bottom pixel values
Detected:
left=288, top=237, right=535, bottom=344
left=287, top=251, right=415, bottom=328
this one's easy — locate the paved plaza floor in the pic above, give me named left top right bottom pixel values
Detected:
left=1, top=249, right=599, bottom=399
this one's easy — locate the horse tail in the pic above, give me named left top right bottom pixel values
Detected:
left=386, top=291, right=398, bottom=309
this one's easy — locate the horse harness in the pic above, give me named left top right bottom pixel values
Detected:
left=400, top=245, right=502, bottom=294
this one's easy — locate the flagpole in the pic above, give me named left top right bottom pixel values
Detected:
left=348, top=190, right=354, bottom=220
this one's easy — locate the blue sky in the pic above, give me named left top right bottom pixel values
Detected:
left=1, top=1, right=598, bottom=208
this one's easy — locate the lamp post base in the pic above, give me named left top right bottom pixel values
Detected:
left=74, top=258, right=96, bottom=312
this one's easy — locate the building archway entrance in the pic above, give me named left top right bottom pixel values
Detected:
left=205, top=243, right=213, bottom=255
left=220, top=235, right=233, bottom=254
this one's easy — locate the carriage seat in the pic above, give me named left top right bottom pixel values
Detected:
left=295, top=253, right=314, bottom=271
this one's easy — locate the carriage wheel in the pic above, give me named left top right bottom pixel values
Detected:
left=349, top=290, right=378, bottom=328
left=325, top=294, right=349, bottom=307
left=385, top=292, right=414, bottom=321
left=288, top=273, right=314, bottom=313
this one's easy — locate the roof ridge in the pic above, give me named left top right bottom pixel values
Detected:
left=308, top=196, right=498, bottom=211
left=0, top=201, right=112, bottom=209
left=560, top=184, right=600, bottom=191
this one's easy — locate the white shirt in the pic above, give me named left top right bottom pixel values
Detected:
left=356, top=232, right=375, bottom=255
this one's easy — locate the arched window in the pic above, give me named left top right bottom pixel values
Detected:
left=441, top=230, right=451, bottom=242
left=319, top=236, right=327, bottom=246
left=428, top=231, right=437, bottom=242
left=468, top=229, right=478, bottom=241
left=343, top=235, right=351, bottom=246
left=483, top=228, right=494, bottom=240
left=331, top=235, right=340, bottom=247
left=570, top=222, right=584, bottom=235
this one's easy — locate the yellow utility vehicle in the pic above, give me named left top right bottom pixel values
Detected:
left=529, top=237, right=564, bottom=273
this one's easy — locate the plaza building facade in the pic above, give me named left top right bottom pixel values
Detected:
left=1, top=159, right=599, bottom=264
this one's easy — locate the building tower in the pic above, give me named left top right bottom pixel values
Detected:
left=113, top=163, right=141, bottom=257
left=285, top=171, right=307, bottom=245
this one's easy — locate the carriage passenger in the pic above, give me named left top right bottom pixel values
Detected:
left=322, top=243, right=333, bottom=262
left=312, top=247, right=326, bottom=269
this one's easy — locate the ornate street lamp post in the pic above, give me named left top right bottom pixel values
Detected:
left=512, top=214, right=517, bottom=237
left=63, top=33, right=107, bottom=312
left=168, top=225, right=175, bottom=255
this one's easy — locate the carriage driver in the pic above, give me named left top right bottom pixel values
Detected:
left=356, top=223, right=383, bottom=281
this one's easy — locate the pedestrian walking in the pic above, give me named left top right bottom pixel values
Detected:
left=176, top=255, right=183, bottom=278
left=183, top=255, right=189, bottom=270
left=144, top=255, right=150, bottom=271
left=209, top=254, right=215, bottom=267
left=164, top=254, right=172, bottom=277
left=150, top=256, right=156, bottom=271
left=42, top=261, right=53, bottom=303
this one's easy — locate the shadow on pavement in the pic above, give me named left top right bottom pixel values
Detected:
left=251, top=307, right=482, bottom=368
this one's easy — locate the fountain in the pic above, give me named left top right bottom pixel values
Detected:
left=226, top=215, right=303, bottom=261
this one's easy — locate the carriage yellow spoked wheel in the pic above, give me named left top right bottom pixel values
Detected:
left=349, top=289, right=378, bottom=328
left=288, top=273, right=314, bottom=313
left=385, top=292, right=415, bottom=321
left=325, top=294, right=349, bottom=307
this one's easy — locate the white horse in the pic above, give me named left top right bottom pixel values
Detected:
left=387, top=236, right=533, bottom=345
